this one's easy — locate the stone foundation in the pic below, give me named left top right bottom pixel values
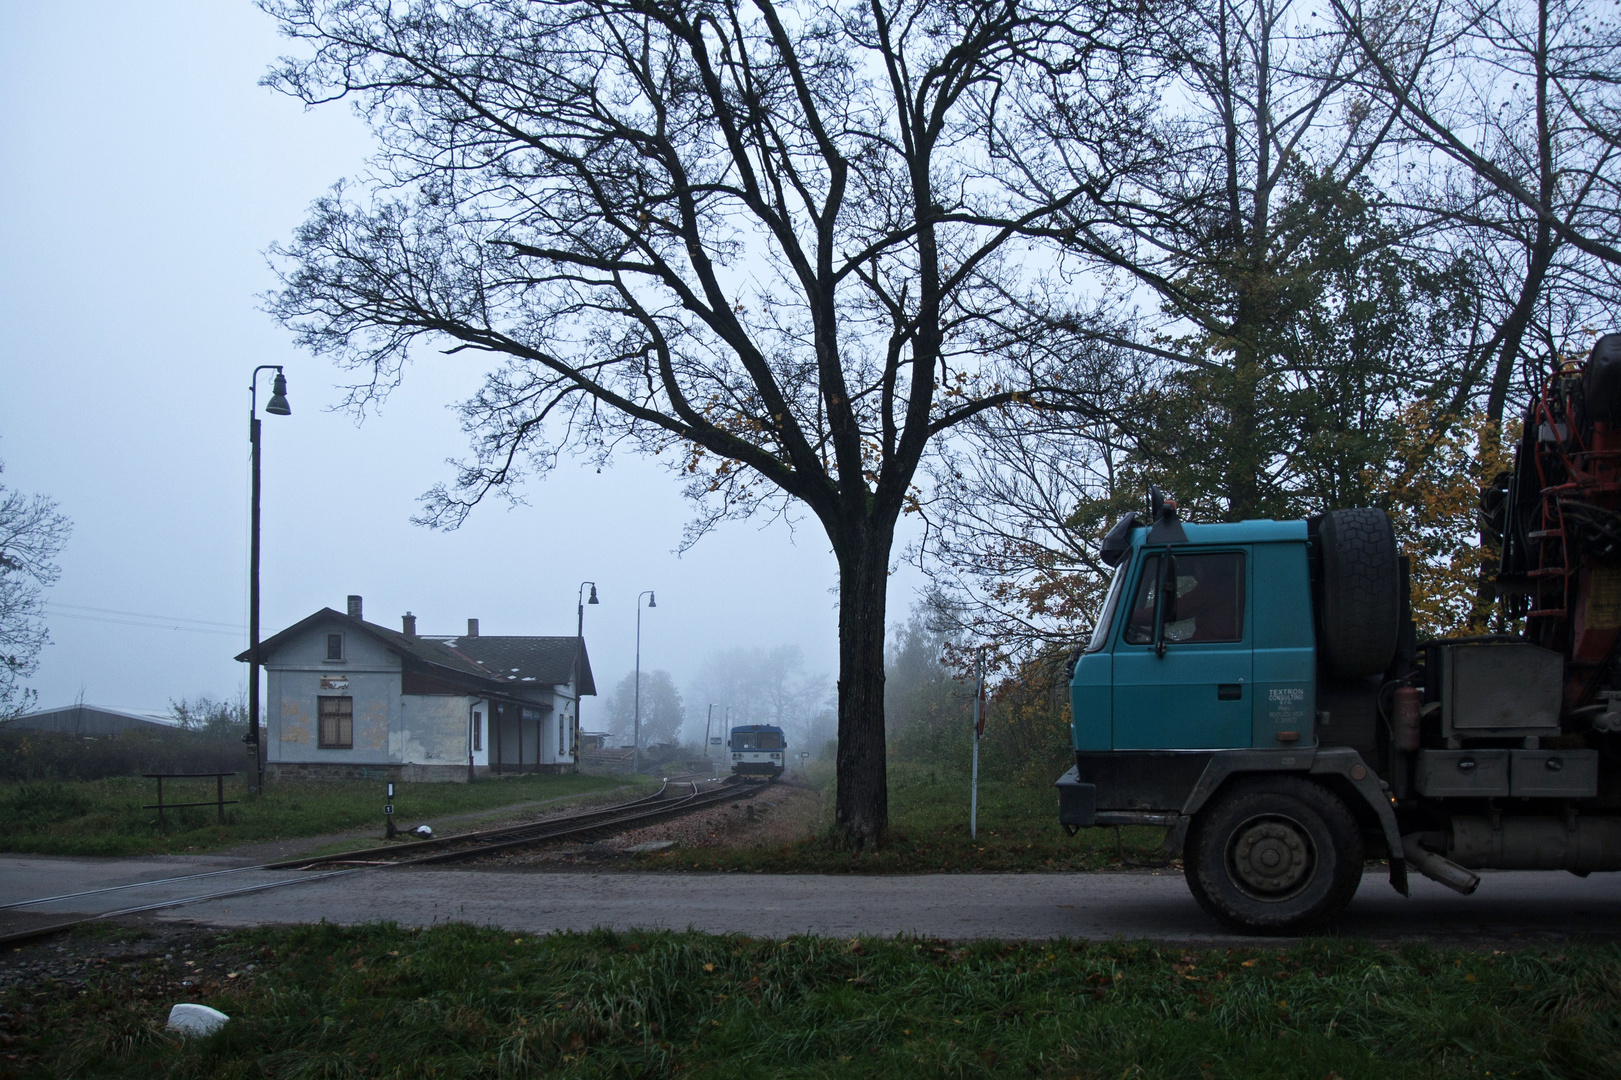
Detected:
left=265, top=762, right=479, bottom=783
left=263, top=762, right=574, bottom=783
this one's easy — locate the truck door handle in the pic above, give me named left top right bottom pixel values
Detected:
left=1217, top=684, right=1243, bottom=700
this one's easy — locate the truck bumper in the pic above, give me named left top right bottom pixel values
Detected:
left=1056, top=767, right=1097, bottom=830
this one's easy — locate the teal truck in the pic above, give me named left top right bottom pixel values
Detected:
left=1057, top=335, right=1621, bottom=932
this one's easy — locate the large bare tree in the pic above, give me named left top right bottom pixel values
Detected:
left=261, top=0, right=1144, bottom=844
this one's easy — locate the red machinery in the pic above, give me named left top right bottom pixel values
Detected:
left=1491, top=334, right=1621, bottom=707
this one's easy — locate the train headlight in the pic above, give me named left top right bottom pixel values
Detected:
left=732, top=753, right=741, bottom=759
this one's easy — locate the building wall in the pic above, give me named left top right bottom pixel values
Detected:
left=267, top=622, right=400, bottom=767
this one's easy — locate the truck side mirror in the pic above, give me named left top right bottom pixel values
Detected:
left=1153, top=553, right=1178, bottom=657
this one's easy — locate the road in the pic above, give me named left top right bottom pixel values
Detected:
left=1, top=855, right=1617, bottom=943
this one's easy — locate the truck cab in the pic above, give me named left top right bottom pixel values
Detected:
left=1060, top=337, right=1621, bottom=934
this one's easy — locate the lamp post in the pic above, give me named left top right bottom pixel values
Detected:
left=633, top=589, right=656, bottom=771
left=704, top=702, right=718, bottom=769
left=573, top=581, right=597, bottom=768
left=248, top=366, right=291, bottom=794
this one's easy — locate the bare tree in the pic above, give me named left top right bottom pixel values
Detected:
left=0, top=460, right=71, bottom=721
left=918, top=0, right=1479, bottom=653
left=1333, top=0, right=1621, bottom=425
left=261, top=0, right=1146, bottom=844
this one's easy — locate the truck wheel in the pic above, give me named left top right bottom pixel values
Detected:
left=1318, top=509, right=1399, bottom=679
left=1183, top=777, right=1364, bottom=934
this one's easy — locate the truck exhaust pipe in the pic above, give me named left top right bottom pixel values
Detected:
left=1402, top=835, right=1481, bottom=895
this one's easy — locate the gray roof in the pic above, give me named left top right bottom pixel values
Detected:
left=242, top=610, right=594, bottom=696
left=5, top=704, right=177, bottom=736
left=429, top=636, right=596, bottom=696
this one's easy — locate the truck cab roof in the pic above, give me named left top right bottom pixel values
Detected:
left=1126, top=518, right=1308, bottom=546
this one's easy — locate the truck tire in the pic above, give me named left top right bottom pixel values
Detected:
left=1318, top=509, right=1400, bottom=679
left=1183, top=777, right=1364, bottom=934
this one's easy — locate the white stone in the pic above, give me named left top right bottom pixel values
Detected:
left=413, top=825, right=434, bottom=838
left=166, top=1003, right=229, bottom=1037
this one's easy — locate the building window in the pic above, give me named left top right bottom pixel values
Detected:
left=326, top=633, right=344, bottom=661
left=473, top=711, right=482, bottom=752
left=318, top=696, right=353, bottom=749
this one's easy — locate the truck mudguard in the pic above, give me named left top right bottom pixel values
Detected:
left=1060, top=748, right=1409, bottom=896
left=1166, top=747, right=1409, bottom=896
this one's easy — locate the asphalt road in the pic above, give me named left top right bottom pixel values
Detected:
left=2, top=855, right=1617, bottom=943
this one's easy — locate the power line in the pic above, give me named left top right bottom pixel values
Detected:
left=43, top=609, right=243, bottom=638
left=44, top=602, right=242, bottom=631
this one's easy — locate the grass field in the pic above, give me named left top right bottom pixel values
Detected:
left=5, top=920, right=1618, bottom=1078
left=0, top=772, right=649, bottom=857
left=657, top=763, right=1167, bottom=872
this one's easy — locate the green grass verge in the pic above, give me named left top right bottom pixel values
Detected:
left=0, top=773, right=650, bottom=857
left=657, top=762, right=1166, bottom=872
left=7, top=922, right=1620, bottom=1078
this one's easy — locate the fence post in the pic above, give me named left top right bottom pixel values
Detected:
left=156, top=776, right=165, bottom=831
left=217, top=774, right=226, bottom=824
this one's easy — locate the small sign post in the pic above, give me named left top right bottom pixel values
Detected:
left=385, top=781, right=397, bottom=839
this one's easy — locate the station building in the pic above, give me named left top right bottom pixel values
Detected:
left=240, top=596, right=594, bottom=782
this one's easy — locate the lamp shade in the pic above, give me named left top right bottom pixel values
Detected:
left=647, top=592, right=656, bottom=608
left=588, top=585, right=599, bottom=605
left=265, top=371, right=291, bottom=416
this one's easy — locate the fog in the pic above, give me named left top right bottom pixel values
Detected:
left=0, top=2, right=925, bottom=724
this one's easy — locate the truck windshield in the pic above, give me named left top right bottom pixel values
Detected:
left=1085, top=562, right=1129, bottom=653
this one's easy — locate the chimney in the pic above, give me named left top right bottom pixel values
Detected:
left=402, top=612, right=417, bottom=637
left=347, top=595, right=363, bottom=619
left=467, top=618, right=479, bottom=638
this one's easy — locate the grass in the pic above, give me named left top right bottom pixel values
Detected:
left=655, top=762, right=1167, bottom=873
left=6, top=921, right=1621, bottom=1078
left=0, top=773, right=651, bottom=857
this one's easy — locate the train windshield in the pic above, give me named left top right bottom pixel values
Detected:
left=732, top=730, right=783, bottom=750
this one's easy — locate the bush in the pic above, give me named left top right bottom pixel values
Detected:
left=0, top=727, right=246, bottom=782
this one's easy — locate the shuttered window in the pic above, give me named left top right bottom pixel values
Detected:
left=318, top=696, right=353, bottom=749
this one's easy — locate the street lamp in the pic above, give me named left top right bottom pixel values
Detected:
left=704, top=702, right=719, bottom=769
left=633, top=589, right=655, bottom=771
left=248, top=366, right=291, bottom=794
left=572, top=581, right=597, bottom=768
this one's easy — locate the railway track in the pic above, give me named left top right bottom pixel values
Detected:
left=0, top=777, right=761, bottom=947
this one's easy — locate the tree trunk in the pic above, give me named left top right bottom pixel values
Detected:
left=833, top=523, right=892, bottom=849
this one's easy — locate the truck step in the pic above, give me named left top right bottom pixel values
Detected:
left=1528, top=607, right=1569, bottom=618
left=1528, top=567, right=1572, bottom=577
left=1528, top=529, right=1565, bottom=539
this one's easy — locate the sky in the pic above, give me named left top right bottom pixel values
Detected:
left=0, top=1, right=928, bottom=732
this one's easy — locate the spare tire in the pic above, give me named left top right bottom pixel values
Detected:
left=1318, top=509, right=1400, bottom=679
